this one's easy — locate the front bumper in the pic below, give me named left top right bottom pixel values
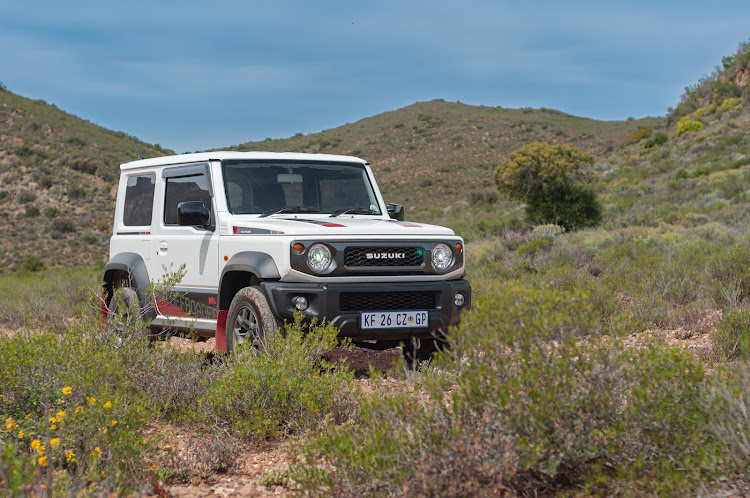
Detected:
left=261, top=279, right=471, bottom=340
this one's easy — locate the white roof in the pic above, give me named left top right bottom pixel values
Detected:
left=120, top=151, right=368, bottom=170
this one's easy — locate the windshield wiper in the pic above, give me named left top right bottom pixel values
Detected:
left=330, top=208, right=376, bottom=218
left=259, top=207, right=320, bottom=218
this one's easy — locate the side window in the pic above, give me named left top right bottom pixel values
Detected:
left=123, top=174, right=155, bottom=226
left=164, top=174, right=212, bottom=225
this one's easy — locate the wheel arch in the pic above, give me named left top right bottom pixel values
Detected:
left=219, top=252, right=281, bottom=310
left=102, top=252, right=151, bottom=307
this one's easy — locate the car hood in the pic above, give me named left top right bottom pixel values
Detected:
left=228, top=216, right=457, bottom=237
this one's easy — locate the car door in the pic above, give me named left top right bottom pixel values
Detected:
left=150, top=163, right=220, bottom=322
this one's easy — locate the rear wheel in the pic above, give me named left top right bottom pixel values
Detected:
left=226, top=286, right=280, bottom=353
left=108, top=286, right=146, bottom=345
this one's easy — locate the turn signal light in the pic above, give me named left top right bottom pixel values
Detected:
left=293, top=243, right=305, bottom=255
left=455, top=242, right=463, bottom=254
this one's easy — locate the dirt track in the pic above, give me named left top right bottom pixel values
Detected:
left=152, top=339, right=403, bottom=497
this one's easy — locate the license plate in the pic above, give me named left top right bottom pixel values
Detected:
left=360, top=310, right=429, bottom=330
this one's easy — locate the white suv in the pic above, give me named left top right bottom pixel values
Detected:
left=103, top=152, right=471, bottom=360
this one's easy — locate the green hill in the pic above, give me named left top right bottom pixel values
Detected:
left=230, top=100, right=664, bottom=212
left=0, top=87, right=171, bottom=271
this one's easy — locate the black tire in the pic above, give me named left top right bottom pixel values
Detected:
left=108, top=286, right=145, bottom=345
left=226, top=286, right=280, bottom=353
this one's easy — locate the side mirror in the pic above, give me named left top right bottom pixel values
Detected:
left=386, top=203, right=404, bottom=221
left=177, top=201, right=212, bottom=230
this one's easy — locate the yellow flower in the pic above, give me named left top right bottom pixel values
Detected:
left=50, top=424, right=57, bottom=431
left=65, top=450, right=76, bottom=463
left=91, top=447, right=102, bottom=458
left=87, top=397, right=97, bottom=405
left=150, top=463, right=159, bottom=471
left=38, top=455, right=48, bottom=467
left=56, top=411, right=66, bottom=420
left=49, top=417, right=57, bottom=424
left=103, top=401, right=113, bottom=409
left=61, top=386, right=72, bottom=395
left=5, top=417, right=18, bottom=432
left=25, top=414, right=31, bottom=419
left=75, top=406, right=84, bottom=414
left=30, top=439, right=42, bottom=451
left=110, top=420, right=118, bottom=427
left=50, top=438, right=60, bottom=448
left=17, top=431, right=24, bottom=438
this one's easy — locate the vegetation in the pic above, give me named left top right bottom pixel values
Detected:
left=494, top=142, right=601, bottom=229
left=2, top=37, right=750, bottom=496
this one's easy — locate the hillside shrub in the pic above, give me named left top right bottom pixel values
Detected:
left=20, top=255, right=45, bottom=273
left=201, top=314, right=357, bottom=440
left=708, top=245, right=750, bottom=309
left=18, top=190, right=36, bottom=204
left=524, top=185, right=602, bottom=230
left=293, top=284, right=719, bottom=495
left=645, top=133, right=668, bottom=148
left=708, top=364, right=750, bottom=479
left=720, top=97, right=741, bottom=112
left=712, top=308, right=750, bottom=360
left=44, top=207, right=59, bottom=218
left=51, top=218, right=76, bottom=234
left=24, top=206, right=39, bottom=218
left=713, top=81, right=741, bottom=105
left=677, top=119, right=705, bottom=136
left=627, top=128, right=652, bottom=142
left=494, top=142, right=601, bottom=230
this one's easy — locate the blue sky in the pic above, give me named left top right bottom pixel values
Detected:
left=1, top=0, right=749, bottom=153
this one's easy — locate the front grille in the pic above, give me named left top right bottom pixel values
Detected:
left=340, top=291, right=438, bottom=311
left=344, top=247, right=423, bottom=267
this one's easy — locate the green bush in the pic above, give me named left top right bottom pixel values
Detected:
left=293, top=284, right=719, bottom=495
left=495, top=143, right=600, bottom=230
left=713, top=81, right=741, bottom=105
left=0, top=329, right=151, bottom=494
left=712, top=308, right=750, bottom=360
left=524, top=185, right=602, bottom=230
left=677, top=119, right=705, bottom=136
left=20, top=255, right=45, bottom=273
left=51, top=218, right=76, bottom=234
left=201, top=314, right=357, bottom=440
left=18, top=190, right=36, bottom=204
left=708, top=245, right=750, bottom=309
left=24, top=206, right=40, bottom=218
left=707, top=364, right=750, bottom=479
left=627, top=128, right=652, bottom=142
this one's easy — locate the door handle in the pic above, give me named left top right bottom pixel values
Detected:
left=158, top=242, right=168, bottom=256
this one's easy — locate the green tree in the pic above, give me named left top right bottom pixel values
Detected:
left=494, top=142, right=601, bottom=229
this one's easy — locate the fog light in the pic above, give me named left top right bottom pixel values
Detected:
left=293, top=296, right=308, bottom=311
left=454, top=293, right=465, bottom=307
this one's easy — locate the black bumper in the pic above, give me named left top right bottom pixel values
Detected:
left=261, top=279, right=471, bottom=340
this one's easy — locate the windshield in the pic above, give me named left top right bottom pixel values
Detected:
left=221, top=160, right=382, bottom=216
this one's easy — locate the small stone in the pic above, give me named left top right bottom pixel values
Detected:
left=237, top=483, right=255, bottom=497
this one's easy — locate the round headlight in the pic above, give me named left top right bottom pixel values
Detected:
left=307, top=244, right=332, bottom=273
left=432, top=243, right=454, bottom=272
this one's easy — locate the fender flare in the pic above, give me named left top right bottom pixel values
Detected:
left=219, top=252, right=281, bottom=309
left=102, top=252, right=151, bottom=308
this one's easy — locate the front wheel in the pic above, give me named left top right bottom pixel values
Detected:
left=226, top=286, right=280, bottom=353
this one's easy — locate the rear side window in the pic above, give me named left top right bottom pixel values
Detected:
left=164, top=174, right=212, bottom=225
left=123, top=174, right=155, bottom=226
